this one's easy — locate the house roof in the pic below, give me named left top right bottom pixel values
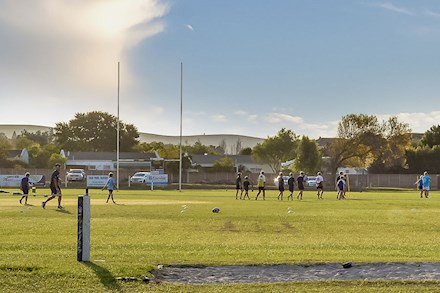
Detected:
left=65, top=151, right=157, bottom=161
left=316, top=137, right=335, bottom=148
left=7, top=150, right=22, bottom=158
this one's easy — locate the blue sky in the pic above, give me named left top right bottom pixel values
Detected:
left=1, top=0, right=440, bottom=139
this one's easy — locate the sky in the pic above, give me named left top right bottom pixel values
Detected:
left=1, top=0, right=440, bottom=139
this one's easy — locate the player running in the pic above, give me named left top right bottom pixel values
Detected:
left=42, top=163, right=63, bottom=209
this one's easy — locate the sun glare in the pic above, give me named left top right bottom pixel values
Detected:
left=87, top=3, right=134, bottom=37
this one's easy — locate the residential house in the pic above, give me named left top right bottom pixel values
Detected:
left=7, top=149, right=29, bottom=164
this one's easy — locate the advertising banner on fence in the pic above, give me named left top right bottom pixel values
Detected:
left=86, top=175, right=109, bottom=188
left=0, top=175, right=46, bottom=187
left=145, top=174, right=168, bottom=185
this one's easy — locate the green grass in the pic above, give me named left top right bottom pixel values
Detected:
left=1, top=188, right=440, bottom=292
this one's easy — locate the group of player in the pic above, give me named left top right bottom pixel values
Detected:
left=234, top=170, right=326, bottom=201
left=18, top=164, right=64, bottom=208
left=18, top=163, right=118, bottom=208
left=415, top=171, right=432, bottom=198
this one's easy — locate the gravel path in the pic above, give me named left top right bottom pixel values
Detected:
left=152, top=263, right=440, bottom=284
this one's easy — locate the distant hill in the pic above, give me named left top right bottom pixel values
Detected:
left=139, top=133, right=264, bottom=153
left=0, top=124, right=264, bottom=153
left=0, top=125, right=53, bottom=138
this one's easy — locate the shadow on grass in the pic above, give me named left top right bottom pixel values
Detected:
left=55, top=209, right=73, bottom=214
left=82, top=261, right=121, bottom=291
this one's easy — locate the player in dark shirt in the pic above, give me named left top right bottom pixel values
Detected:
left=235, top=172, right=243, bottom=200
left=287, top=172, right=295, bottom=200
left=277, top=172, right=285, bottom=200
left=242, top=176, right=252, bottom=200
left=297, top=171, right=305, bottom=200
left=19, top=172, right=30, bottom=205
left=42, top=163, right=63, bottom=209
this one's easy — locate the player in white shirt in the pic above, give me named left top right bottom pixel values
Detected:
left=316, top=172, right=324, bottom=199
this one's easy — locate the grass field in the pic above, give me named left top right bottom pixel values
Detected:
left=1, top=188, right=440, bottom=292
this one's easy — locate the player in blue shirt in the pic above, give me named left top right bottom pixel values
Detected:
left=421, top=171, right=431, bottom=198
left=102, top=172, right=117, bottom=204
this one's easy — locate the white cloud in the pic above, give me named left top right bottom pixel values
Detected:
left=365, top=2, right=414, bottom=15
left=266, top=113, right=303, bottom=124
left=212, top=114, right=228, bottom=122
left=377, top=111, right=440, bottom=133
left=424, top=9, right=440, bottom=19
left=0, top=0, right=169, bottom=92
left=234, top=110, right=258, bottom=122
left=234, top=110, right=247, bottom=116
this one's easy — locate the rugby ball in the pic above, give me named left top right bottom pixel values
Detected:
left=212, top=207, right=220, bottom=213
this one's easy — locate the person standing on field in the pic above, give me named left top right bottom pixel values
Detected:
left=422, top=171, right=431, bottom=198
left=287, top=172, right=295, bottom=200
left=42, top=163, right=63, bottom=209
left=336, top=176, right=346, bottom=200
left=19, top=172, right=31, bottom=205
left=255, top=171, right=266, bottom=200
left=277, top=172, right=285, bottom=200
left=336, top=171, right=344, bottom=199
left=242, top=176, right=252, bottom=200
left=415, top=175, right=423, bottom=198
left=102, top=172, right=117, bottom=204
left=235, top=172, right=243, bottom=200
left=296, top=171, right=305, bottom=200
left=316, top=172, right=324, bottom=199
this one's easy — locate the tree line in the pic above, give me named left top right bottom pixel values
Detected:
left=1, top=111, right=439, bottom=174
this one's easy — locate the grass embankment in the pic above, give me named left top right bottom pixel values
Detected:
left=0, top=188, right=439, bottom=292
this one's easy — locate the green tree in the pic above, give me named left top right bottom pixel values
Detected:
left=294, top=136, right=321, bottom=173
left=239, top=147, right=252, bottom=155
left=15, top=137, right=36, bottom=150
left=48, top=153, right=67, bottom=168
left=325, top=114, right=383, bottom=174
left=326, top=114, right=412, bottom=174
left=54, top=111, right=139, bottom=152
left=421, top=125, right=440, bottom=148
left=252, top=128, right=299, bottom=173
left=212, top=157, right=235, bottom=172
left=369, top=117, right=411, bottom=172
left=184, top=141, right=218, bottom=155
left=406, top=146, right=440, bottom=173
left=18, top=130, right=53, bottom=146
left=0, top=133, right=12, bottom=166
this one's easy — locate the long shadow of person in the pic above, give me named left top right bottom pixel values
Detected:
left=55, top=209, right=72, bottom=214
left=82, top=261, right=121, bottom=291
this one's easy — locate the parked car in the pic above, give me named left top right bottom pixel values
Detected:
left=66, top=169, right=86, bottom=181
left=305, top=176, right=317, bottom=187
left=130, top=171, right=150, bottom=183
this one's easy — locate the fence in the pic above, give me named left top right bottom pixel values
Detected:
left=347, top=174, right=439, bottom=191
left=0, top=168, right=438, bottom=190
